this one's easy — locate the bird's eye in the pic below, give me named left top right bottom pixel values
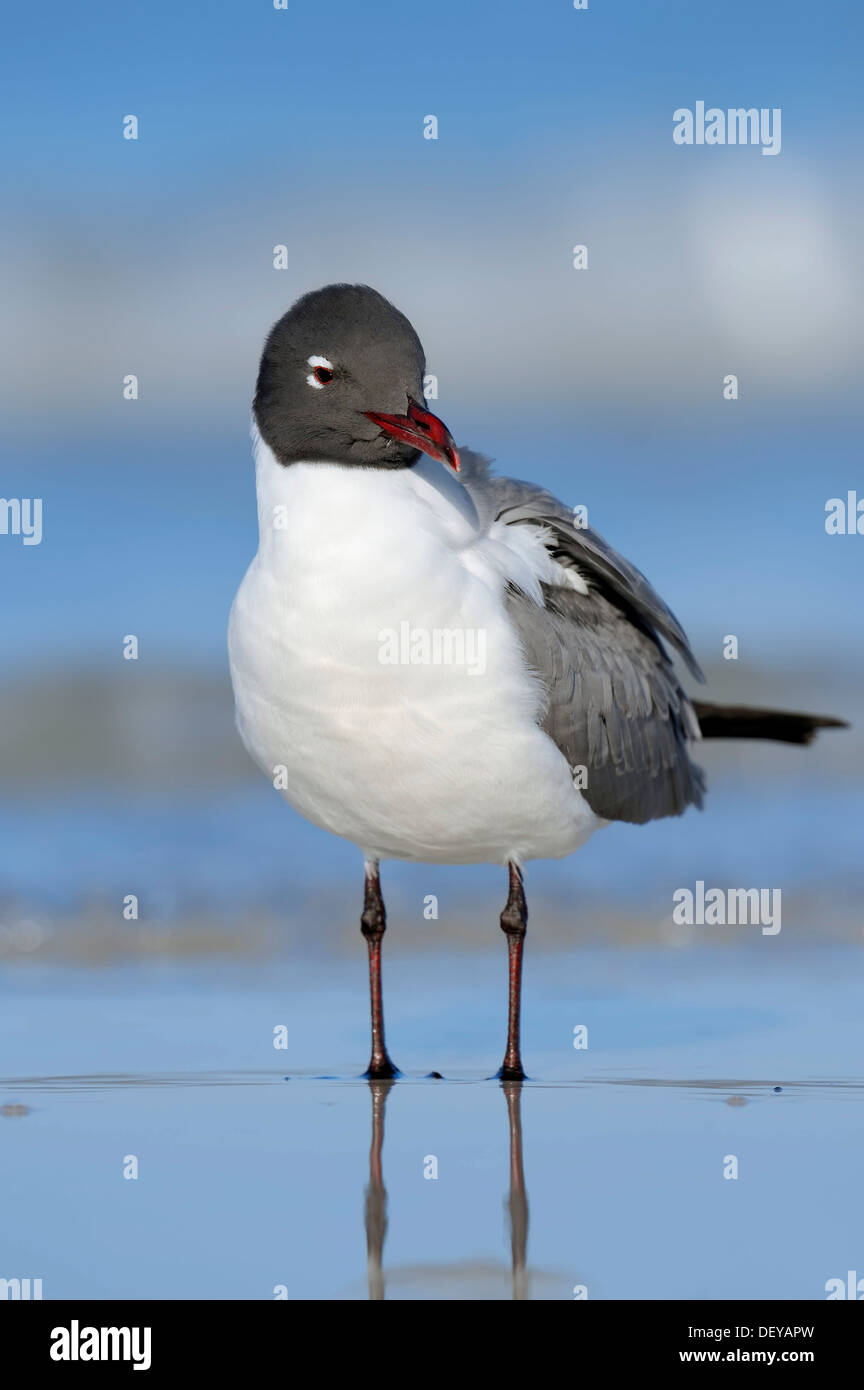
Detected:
left=306, top=354, right=335, bottom=389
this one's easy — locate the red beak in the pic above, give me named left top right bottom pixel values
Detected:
left=364, top=398, right=461, bottom=473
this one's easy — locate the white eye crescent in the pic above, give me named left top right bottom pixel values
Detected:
left=307, top=354, right=334, bottom=388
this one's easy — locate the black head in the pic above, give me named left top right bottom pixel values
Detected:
left=253, top=283, right=460, bottom=473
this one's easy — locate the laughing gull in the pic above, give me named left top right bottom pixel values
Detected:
left=228, top=283, right=845, bottom=1080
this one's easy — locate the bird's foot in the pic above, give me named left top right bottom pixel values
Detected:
left=495, top=1062, right=528, bottom=1082
left=362, top=1056, right=402, bottom=1080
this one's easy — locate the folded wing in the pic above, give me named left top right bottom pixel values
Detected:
left=459, top=450, right=706, bottom=825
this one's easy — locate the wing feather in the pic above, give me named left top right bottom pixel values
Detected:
left=459, top=450, right=705, bottom=824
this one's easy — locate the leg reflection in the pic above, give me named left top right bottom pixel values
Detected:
left=361, top=1078, right=531, bottom=1300
left=364, top=1078, right=394, bottom=1300
left=502, top=1080, right=530, bottom=1301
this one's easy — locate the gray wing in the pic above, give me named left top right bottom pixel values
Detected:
left=459, top=449, right=706, bottom=825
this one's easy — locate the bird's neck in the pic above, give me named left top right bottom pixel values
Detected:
left=251, top=425, right=480, bottom=576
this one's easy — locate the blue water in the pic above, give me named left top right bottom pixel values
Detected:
left=2, top=945, right=863, bottom=1300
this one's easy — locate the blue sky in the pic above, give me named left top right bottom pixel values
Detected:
left=5, top=1, right=862, bottom=178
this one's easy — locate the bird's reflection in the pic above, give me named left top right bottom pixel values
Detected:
left=363, top=1079, right=530, bottom=1301
left=364, top=1078, right=393, bottom=1301
left=502, top=1081, right=529, bottom=1300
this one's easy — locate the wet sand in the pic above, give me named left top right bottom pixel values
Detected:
left=2, top=944, right=862, bottom=1299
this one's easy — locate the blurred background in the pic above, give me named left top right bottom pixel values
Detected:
left=0, top=0, right=861, bottom=962
left=2, top=0, right=864, bottom=1303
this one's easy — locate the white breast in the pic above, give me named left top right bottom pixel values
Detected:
left=228, top=433, right=602, bottom=866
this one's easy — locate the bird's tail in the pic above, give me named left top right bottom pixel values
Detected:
left=691, top=701, right=848, bottom=746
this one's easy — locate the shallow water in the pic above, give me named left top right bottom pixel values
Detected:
left=2, top=945, right=862, bottom=1300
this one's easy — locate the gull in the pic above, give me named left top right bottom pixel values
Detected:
left=228, top=284, right=844, bottom=1080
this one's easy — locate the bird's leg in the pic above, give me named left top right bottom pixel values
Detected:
left=498, top=862, right=528, bottom=1081
left=361, top=862, right=400, bottom=1079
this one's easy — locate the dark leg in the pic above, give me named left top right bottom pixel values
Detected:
left=497, top=862, right=528, bottom=1081
left=361, top=862, right=400, bottom=1079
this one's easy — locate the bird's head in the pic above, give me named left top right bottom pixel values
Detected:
left=253, top=283, right=460, bottom=474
